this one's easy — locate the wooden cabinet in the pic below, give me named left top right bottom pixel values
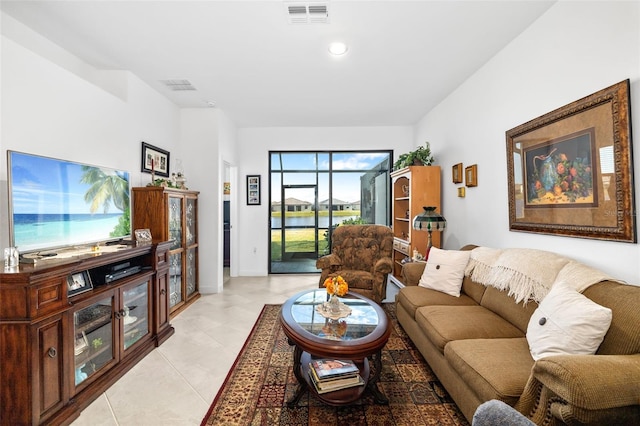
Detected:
left=35, top=314, right=66, bottom=422
left=0, top=242, right=173, bottom=425
left=71, top=277, right=153, bottom=394
left=132, top=187, right=200, bottom=317
left=390, top=166, right=441, bottom=283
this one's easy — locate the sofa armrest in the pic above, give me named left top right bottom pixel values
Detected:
left=534, top=354, right=640, bottom=409
left=373, top=257, right=393, bottom=275
left=316, top=253, right=342, bottom=270
left=401, top=262, right=426, bottom=286
left=516, top=354, right=640, bottom=424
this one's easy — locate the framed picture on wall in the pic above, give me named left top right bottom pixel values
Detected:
left=452, top=163, right=463, bottom=183
left=465, top=164, right=478, bottom=187
left=506, top=79, right=635, bottom=242
left=247, top=175, right=261, bottom=205
left=141, top=142, right=170, bottom=177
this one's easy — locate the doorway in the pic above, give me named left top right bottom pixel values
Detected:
left=271, top=184, right=318, bottom=273
left=223, top=162, right=232, bottom=284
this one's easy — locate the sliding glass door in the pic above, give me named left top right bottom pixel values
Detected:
left=269, top=151, right=391, bottom=274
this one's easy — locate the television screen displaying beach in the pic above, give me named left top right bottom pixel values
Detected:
left=8, top=151, right=131, bottom=253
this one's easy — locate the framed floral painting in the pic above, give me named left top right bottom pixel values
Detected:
left=506, top=79, right=635, bottom=242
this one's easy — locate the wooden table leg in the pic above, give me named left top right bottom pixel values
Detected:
left=367, top=350, right=389, bottom=404
left=287, top=345, right=306, bottom=407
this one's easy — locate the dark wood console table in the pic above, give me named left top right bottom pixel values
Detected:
left=0, top=241, right=173, bottom=425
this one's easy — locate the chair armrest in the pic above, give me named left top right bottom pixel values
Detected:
left=401, top=262, right=426, bottom=286
left=316, top=253, right=342, bottom=270
left=373, top=257, right=393, bottom=275
left=516, top=354, right=640, bottom=424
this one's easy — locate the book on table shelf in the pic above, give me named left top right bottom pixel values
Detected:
left=308, top=364, right=359, bottom=386
left=309, top=358, right=359, bottom=380
left=308, top=369, right=365, bottom=394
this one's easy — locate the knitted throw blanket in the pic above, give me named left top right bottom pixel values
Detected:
left=464, top=246, right=617, bottom=304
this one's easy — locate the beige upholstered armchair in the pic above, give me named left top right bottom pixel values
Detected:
left=316, top=224, right=394, bottom=304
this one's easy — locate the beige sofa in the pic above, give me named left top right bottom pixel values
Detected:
left=396, top=245, right=640, bottom=425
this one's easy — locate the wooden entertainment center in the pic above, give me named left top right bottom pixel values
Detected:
left=0, top=242, right=174, bottom=425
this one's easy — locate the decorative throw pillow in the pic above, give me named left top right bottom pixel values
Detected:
left=418, top=247, right=471, bottom=297
left=526, top=281, right=612, bottom=361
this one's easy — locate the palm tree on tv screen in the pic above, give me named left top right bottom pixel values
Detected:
left=81, top=166, right=130, bottom=237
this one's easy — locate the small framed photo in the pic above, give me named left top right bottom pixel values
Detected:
left=141, top=142, right=170, bottom=177
left=247, top=175, right=261, bottom=205
left=134, top=228, right=153, bottom=244
left=465, top=164, right=478, bottom=187
left=67, top=271, right=93, bottom=297
left=452, top=163, right=463, bottom=184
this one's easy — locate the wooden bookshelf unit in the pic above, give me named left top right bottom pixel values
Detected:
left=390, top=166, right=441, bottom=284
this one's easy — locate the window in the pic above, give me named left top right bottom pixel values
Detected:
left=269, top=151, right=392, bottom=274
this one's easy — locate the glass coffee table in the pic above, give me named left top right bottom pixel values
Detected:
left=279, top=289, right=391, bottom=407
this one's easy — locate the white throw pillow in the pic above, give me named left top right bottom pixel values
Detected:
left=418, top=247, right=471, bottom=297
left=526, top=281, right=612, bottom=361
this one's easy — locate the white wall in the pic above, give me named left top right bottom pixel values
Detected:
left=236, top=126, right=414, bottom=276
left=415, top=1, right=640, bottom=284
left=1, top=16, right=181, bottom=250
left=179, top=108, right=238, bottom=293
left=1, top=13, right=238, bottom=295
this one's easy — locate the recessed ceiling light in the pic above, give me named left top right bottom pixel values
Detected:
left=328, top=42, right=348, bottom=56
left=206, top=100, right=216, bottom=108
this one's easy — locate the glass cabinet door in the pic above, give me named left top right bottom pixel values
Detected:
left=186, top=247, right=197, bottom=298
left=73, top=297, right=115, bottom=387
left=186, top=197, right=197, bottom=246
left=169, top=252, right=182, bottom=309
left=121, top=280, right=150, bottom=351
left=168, top=196, right=183, bottom=250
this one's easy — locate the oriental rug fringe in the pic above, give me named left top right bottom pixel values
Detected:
left=201, top=303, right=469, bottom=425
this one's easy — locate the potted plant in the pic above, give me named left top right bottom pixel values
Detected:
left=393, top=142, right=434, bottom=170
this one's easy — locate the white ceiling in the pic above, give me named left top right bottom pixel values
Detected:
left=1, top=1, right=555, bottom=128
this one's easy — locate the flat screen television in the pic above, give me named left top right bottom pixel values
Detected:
left=7, top=150, right=131, bottom=254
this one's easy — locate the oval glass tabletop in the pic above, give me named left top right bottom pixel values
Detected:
left=289, top=289, right=380, bottom=341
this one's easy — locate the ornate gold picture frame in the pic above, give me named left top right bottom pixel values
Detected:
left=506, top=79, right=635, bottom=242
left=452, top=163, right=463, bottom=183
left=465, top=164, right=477, bottom=187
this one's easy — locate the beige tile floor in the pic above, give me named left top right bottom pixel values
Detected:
left=71, top=273, right=400, bottom=425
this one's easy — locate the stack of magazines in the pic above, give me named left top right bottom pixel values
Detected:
left=308, top=358, right=364, bottom=394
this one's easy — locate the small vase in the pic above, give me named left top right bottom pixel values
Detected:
left=329, top=294, right=341, bottom=314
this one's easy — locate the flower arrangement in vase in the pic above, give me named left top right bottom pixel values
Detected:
left=323, top=275, right=349, bottom=314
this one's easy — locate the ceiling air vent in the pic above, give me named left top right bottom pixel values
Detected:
left=285, top=2, right=329, bottom=24
left=160, top=79, right=197, bottom=91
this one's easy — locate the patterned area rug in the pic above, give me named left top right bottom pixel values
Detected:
left=201, top=303, right=469, bottom=425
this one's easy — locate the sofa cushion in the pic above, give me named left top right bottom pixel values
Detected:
left=481, top=286, right=539, bottom=334
left=445, top=338, right=534, bottom=405
left=461, top=276, right=487, bottom=304
left=418, top=247, right=471, bottom=297
left=526, top=281, right=612, bottom=361
left=415, top=305, right=524, bottom=353
left=396, top=286, right=478, bottom=319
